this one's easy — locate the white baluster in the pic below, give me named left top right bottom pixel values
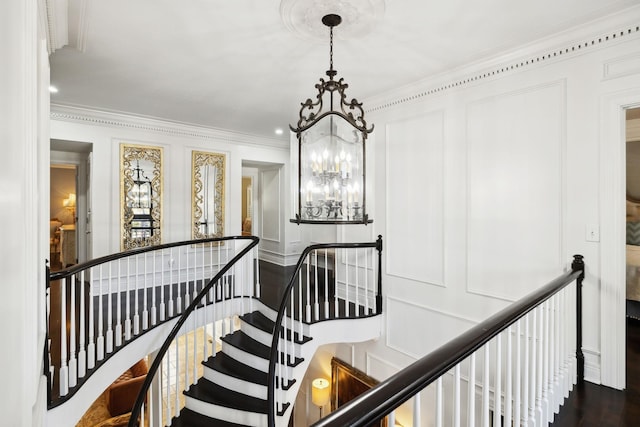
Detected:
left=515, top=320, right=521, bottom=427
left=134, top=255, right=140, bottom=335
left=314, top=250, right=319, bottom=321
left=166, top=344, right=172, bottom=423
left=106, top=265, right=113, bottom=354
left=364, top=248, right=369, bottom=314
left=305, top=254, right=311, bottom=322
left=454, top=364, right=461, bottom=427
left=174, top=338, right=180, bottom=417
left=176, top=249, right=182, bottom=315
left=323, top=249, right=330, bottom=318
left=115, top=260, right=122, bottom=347
left=495, top=334, right=502, bottom=427
left=143, top=253, right=149, bottom=330
left=125, top=258, right=131, bottom=341
left=523, top=316, right=530, bottom=425
left=436, top=376, right=443, bottom=427
left=414, top=389, right=422, bottom=427
left=542, top=301, right=551, bottom=423
left=468, top=353, right=476, bottom=427
left=59, top=277, right=68, bottom=396
left=345, top=250, right=350, bottom=317
left=505, top=326, right=513, bottom=426
left=87, top=267, right=95, bottom=370
left=97, top=265, right=104, bottom=361
left=334, top=249, right=339, bottom=316
left=68, top=274, right=77, bottom=388
left=151, top=251, right=157, bottom=326
left=160, top=248, right=166, bottom=322
left=355, top=249, right=359, bottom=317
left=536, top=306, right=544, bottom=423
left=168, top=247, right=174, bottom=318
left=530, top=309, right=537, bottom=423
left=482, top=345, right=490, bottom=427
left=298, top=273, right=304, bottom=338
left=78, top=270, right=86, bottom=378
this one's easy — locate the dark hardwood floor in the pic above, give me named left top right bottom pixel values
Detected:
left=552, top=316, right=640, bottom=426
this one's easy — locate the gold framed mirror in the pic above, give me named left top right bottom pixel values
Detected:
left=120, top=143, right=163, bottom=250
left=192, top=151, right=225, bottom=239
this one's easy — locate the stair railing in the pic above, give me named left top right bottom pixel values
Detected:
left=127, top=236, right=260, bottom=427
left=267, top=235, right=384, bottom=426
left=313, top=255, right=585, bottom=427
left=46, top=235, right=258, bottom=410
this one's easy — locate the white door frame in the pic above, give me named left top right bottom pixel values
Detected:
left=599, top=88, right=640, bottom=389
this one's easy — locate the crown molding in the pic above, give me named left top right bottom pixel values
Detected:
left=40, top=0, right=69, bottom=54
left=365, top=5, right=640, bottom=112
left=50, top=104, right=288, bottom=149
left=68, top=0, right=90, bottom=52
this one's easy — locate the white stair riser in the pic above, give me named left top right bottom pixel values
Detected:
left=240, top=321, right=272, bottom=346
left=185, top=394, right=267, bottom=426
left=203, top=367, right=267, bottom=400
left=221, top=342, right=269, bottom=372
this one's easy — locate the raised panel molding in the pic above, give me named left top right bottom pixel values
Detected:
left=603, top=52, right=640, bottom=80
left=386, top=111, right=445, bottom=287
left=365, top=352, right=400, bottom=380
left=386, top=296, right=477, bottom=359
left=261, top=169, right=281, bottom=243
left=466, top=81, right=565, bottom=301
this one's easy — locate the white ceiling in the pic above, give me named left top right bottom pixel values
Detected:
left=49, top=0, right=639, bottom=142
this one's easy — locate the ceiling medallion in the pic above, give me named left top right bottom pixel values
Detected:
left=289, top=14, right=374, bottom=225
left=280, top=0, right=385, bottom=40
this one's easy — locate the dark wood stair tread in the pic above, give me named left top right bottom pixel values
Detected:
left=184, top=378, right=269, bottom=414
left=241, top=311, right=312, bottom=344
left=170, top=407, right=249, bottom=427
left=203, top=352, right=268, bottom=386
left=222, top=331, right=304, bottom=367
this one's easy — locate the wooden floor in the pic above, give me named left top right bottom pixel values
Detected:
left=551, top=316, right=640, bottom=426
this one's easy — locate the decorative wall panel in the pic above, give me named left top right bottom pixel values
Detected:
left=386, top=297, right=476, bottom=359
left=466, top=81, right=564, bottom=300
left=386, top=111, right=444, bottom=286
left=261, top=169, right=281, bottom=242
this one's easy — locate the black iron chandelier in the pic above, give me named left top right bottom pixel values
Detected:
left=290, top=14, right=374, bottom=225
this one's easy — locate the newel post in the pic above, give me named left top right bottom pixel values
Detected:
left=572, top=254, right=585, bottom=384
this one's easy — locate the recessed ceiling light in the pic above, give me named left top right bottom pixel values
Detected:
left=275, top=128, right=284, bottom=135
left=49, top=85, right=58, bottom=93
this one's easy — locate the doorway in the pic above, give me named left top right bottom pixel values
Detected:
left=627, top=108, right=640, bottom=317
left=50, top=164, right=77, bottom=270
left=51, top=139, right=93, bottom=269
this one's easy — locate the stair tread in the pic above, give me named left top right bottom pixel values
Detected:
left=184, top=378, right=269, bottom=414
left=222, top=331, right=270, bottom=359
left=203, top=352, right=268, bottom=386
left=242, top=311, right=313, bottom=344
left=171, top=407, right=249, bottom=427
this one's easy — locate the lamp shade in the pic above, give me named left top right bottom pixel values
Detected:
left=311, top=378, right=331, bottom=407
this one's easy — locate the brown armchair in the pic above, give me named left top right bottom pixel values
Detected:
left=107, top=359, right=148, bottom=417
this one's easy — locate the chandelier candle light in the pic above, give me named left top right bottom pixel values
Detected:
left=290, top=14, right=373, bottom=224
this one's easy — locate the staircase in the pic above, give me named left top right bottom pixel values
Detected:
left=169, top=297, right=382, bottom=427
left=170, top=303, right=302, bottom=426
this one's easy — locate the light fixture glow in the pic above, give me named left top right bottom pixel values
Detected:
left=275, top=128, right=284, bottom=135
left=49, top=85, right=58, bottom=93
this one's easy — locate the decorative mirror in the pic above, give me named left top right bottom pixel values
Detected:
left=120, top=143, right=163, bottom=250
left=192, top=151, right=225, bottom=239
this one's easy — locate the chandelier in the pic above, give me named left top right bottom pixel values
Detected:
left=290, top=14, right=373, bottom=225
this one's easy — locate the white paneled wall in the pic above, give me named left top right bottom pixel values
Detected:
left=386, top=112, right=445, bottom=287
left=317, top=10, right=640, bottom=421
left=466, top=81, right=564, bottom=300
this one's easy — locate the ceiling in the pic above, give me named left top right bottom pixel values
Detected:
left=49, top=0, right=639, bottom=143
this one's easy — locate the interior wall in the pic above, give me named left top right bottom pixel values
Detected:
left=50, top=109, right=294, bottom=260
left=324, top=10, right=640, bottom=412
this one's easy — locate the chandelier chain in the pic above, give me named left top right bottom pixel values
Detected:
left=329, top=26, right=334, bottom=73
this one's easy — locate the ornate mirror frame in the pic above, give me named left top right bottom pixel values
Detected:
left=120, top=143, right=163, bottom=250
left=192, top=150, right=225, bottom=239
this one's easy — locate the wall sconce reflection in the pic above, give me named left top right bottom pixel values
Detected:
left=63, top=193, right=76, bottom=218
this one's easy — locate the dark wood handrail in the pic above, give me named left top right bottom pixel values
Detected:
left=267, top=236, right=384, bottom=426
left=313, top=255, right=585, bottom=427
left=49, top=235, right=254, bottom=282
left=127, top=236, right=259, bottom=427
